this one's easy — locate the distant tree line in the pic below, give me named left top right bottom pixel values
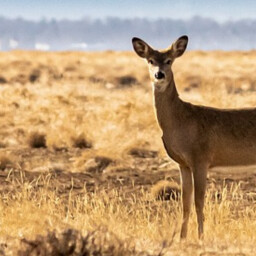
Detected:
left=0, top=16, right=256, bottom=51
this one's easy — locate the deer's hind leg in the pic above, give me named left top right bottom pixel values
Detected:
left=180, top=165, right=193, bottom=239
left=192, top=164, right=208, bottom=239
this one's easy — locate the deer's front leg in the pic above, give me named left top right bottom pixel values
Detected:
left=193, top=165, right=208, bottom=239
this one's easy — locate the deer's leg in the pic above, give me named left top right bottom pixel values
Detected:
left=193, top=165, right=208, bottom=239
left=180, top=165, right=193, bottom=239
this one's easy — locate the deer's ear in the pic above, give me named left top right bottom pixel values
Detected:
left=132, top=37, right=153, bottom=58
left=170, top=35, right=188, bottom=58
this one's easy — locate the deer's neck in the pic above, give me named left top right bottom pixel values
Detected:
left=153, top=79, right=183, bottom=133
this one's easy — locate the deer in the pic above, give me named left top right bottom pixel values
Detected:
left=132, top=35, right=256, bottom=240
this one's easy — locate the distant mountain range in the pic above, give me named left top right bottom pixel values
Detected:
left=1, top=16, right=256, bottom=51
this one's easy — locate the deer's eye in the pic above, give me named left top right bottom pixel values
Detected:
left=148, top=59, right=154, bottom=65
left=166, top=59, right=172, bottom=65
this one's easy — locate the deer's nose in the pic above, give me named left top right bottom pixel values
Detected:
left=155, top=71, right=165, bottom=80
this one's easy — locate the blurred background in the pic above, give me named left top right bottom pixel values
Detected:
left=1, top=2, right=256, bottom=254
left=1, top=0, right=256, bottom=51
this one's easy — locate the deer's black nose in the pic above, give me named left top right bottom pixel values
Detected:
left=155, top=71, right=165, bottom=80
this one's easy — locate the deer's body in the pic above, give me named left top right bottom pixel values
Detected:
left=155, top=85, right=256, bottom=168
left=132, top=35, right=256, bottom=239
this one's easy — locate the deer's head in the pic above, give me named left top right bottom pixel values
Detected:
left=132, top=35, right=188, bottom=92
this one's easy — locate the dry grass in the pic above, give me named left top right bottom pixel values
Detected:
left=0, top=175, right=255, bottom=255
left=0, top=50, right=256, bottom=255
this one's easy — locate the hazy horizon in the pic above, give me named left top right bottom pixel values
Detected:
left=1, top=0, right=256, bottom=51
left=1, top=15, right=256, bottom=51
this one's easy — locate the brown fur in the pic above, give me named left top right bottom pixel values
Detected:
left=132, top=35, right=256, bottom=239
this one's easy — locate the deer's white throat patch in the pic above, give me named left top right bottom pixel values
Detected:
left=152, top=80, right=169, bottom=92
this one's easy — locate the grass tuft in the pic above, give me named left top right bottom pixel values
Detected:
left=0, top=153, right=15, bottom=170
left=151, top=180, right=181, bottom=201
left=71, top=133, right=92, bottom=149
left=27, top=131, right=47, bottom=148
left=128, top=147, right=158, bottom=158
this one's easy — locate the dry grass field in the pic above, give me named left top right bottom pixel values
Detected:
left=0, top=50, right=256, bottom=255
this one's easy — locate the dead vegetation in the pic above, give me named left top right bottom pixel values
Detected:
left=0, top=170, right=255, bottom=256
left=70, top=133, right=92, bottom=149
left=151, top=180, right=181, bottom=201
left=27, top=131, right=47, bottom=148
left=0, top=152, right=16, bottom=170
left=18, top=228, right=164, bottom=256
left=0, top=50, right=256, bottom=255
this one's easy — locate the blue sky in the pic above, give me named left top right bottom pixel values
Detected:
left=1, top=0, right=256, bottom=21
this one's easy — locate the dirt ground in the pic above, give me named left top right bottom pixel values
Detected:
left=1, top=147, right=256, bottom=200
